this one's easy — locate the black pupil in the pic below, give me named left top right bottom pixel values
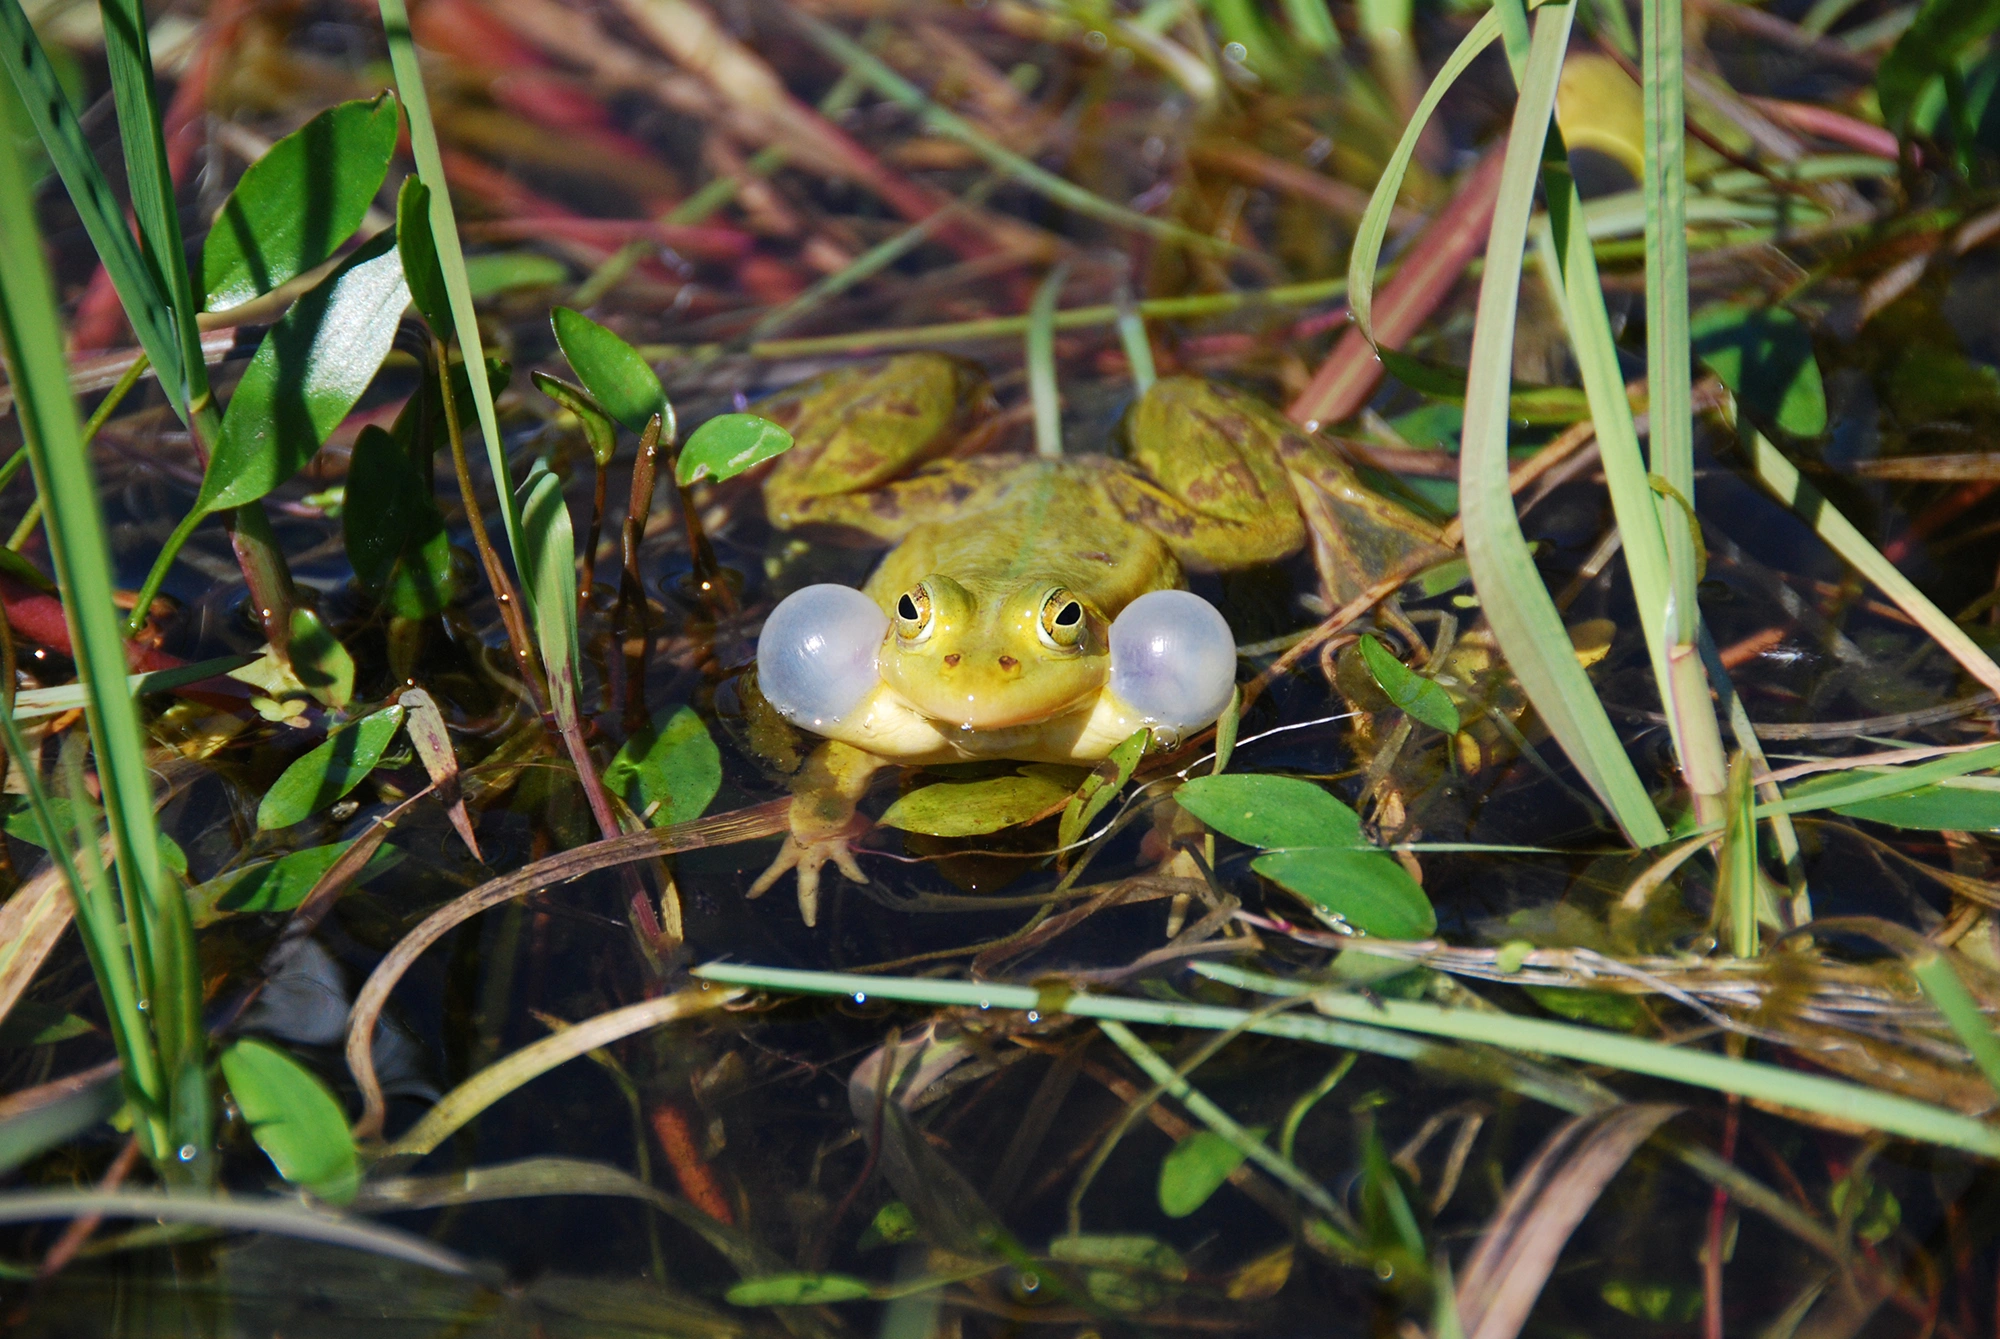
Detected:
left=1054, top=602, right=1081, bottom=627
left=898, top=594, right=921, bottom=621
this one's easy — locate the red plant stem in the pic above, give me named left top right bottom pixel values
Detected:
left=1286, top=144, right=1507, bottom=430
left=1703, top=1098, right=1740, bottom=1339
left=649, top=1102, right=734, bottom=1224
left=37, top=1137, right=141, bottom=1279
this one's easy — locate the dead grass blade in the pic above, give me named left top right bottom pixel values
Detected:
left=1454, top=1104, right=1681, bottom=1339
left=347, top=800, right=787, bottom=1137
left=0, top=855, right=81, bottom=1028
left=399, top=688, right=478, bottom=861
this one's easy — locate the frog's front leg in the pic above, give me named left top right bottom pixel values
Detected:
left=747, top=740, right=884, bottom=927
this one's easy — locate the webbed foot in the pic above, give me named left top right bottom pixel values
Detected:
left=747, top=814, right=870, bottom=927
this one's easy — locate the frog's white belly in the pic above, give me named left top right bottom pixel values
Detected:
left=816, top=681, right=1154, bottom=766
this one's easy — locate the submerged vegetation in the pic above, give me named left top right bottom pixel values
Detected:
left=4, top=0, right=2000, bottom=1332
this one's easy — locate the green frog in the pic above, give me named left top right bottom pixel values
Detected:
left=747, top=353, right=1448, bottom=924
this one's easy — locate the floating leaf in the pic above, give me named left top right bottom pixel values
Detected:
left=1358, top=635, right=1460, bottom=734
left=1158, top=1129, right=1249, bottom=1218
left=604, top=706, right=722, bottom=827
left=1251, top=849, right=1437, bottom=938
left=256, top=704, right=406, bottom=831
left=726, top=1273, right=874, bottom=1306
left=218, top=1038, right=359, bottom=1203
left=1048, top=1234, right=1189, bottom=1280
left=676, top=413, right=795, bottom=486
left=202, top=94, right=399, bottom=311
left=878, top=769, right=1073, bottom=837
left=199, top=229, right=410, bottom=517
left=191, top=840, right=403, bottom=925
left=1058, top=728, right=1149, bottom=851
left=1690, top=303, right=1827, bottom=438
left=533, top=372, right=619, bottom=470
left=551, top=306, right=667, bottom=435
left=395, top=176, right=451, bottom=335
left=1175, top=773, right=1363, bottom=849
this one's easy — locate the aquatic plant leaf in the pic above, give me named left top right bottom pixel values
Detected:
left=725, top=1273, right=874, bottom=1306
left=1359, top=635, right=1461, bottom=734
left=879, top=770, right=1073, bottom=837
left=203, top=95, right=398, bottom=311
left=1817, top=780, right=2000, bottom=830
left=287, top=608, right=354, bottom=710
left=551, top=306, right=667, bottom=435
left=1829, top=1172, right=1902, bottom=1244
left=201, top=230, right=410, bottom=517
left=1175, top=773, right=1363, bottom=849
left=1878, top=0, right=2000, bottom=132
left=1252, top=849, right=1437, bottom=938
left=1522, top=984, right=1645, bottom=1029
left=394, top=176, right=450, bottom=336
left=191, top=840, right=402, bottom=924
left=257, top=704, right=406, bottom=831
left=676, top=413, right=794, bottom=485
left=516, top=461, right=582, bottom=717
left=1049, top=1234, right=1189, bottom=1280
left=605, top=706, right=722, bottom=827
left=532, top=372, right=618, bottom=470
left=344, top=425, right=417, bottom=592
left=859, top=1200, right=918, bottom=1249
left=464, top=252, right=566, bottom=296
left=1689, top=303, right=1826, bottom=437
left=0, top=1063, right=120, bottom=1175
left=1158, top=1129, right=1250, bottom=1217
left=218, top=1038, right=359, bottom=1203
left=1059, top=728, right=1149, bottom=851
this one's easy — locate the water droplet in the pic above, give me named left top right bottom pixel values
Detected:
left=1223, top=40, right=1247, bottom=61
left=177, top=1144, right=197, bottom=1162
left=853, top=991, right=867, bottom=1004
left=977, top=1000, right=990, bottom=1010
left=1026, top=1011, right=1040, bottom=1023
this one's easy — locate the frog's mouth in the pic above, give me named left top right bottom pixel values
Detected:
left=887, top=680, right=1103, bottom=734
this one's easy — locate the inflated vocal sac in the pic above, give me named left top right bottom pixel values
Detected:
left=1108, top=589, right=1236, bottom=735
left=756, top=584, right=888, bottom=729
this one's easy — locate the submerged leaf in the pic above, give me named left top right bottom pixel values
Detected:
left=1048, top=1234, right=1189, bottom=1280
left=1251, top=849, right=1437, bottom=938
left=192, top=840, right=403, bottom=924
left=1175, top=773, right=1363, bottom=849
left=1158, top=1129, right=1250, bottom=1218
left=1359, top=635, right=1461, bottom=734
left=201, top=229, right=410, bottom=516
left=605, top=706, right=722, bottom=827
left=551, top=306, right=667, bottom=435
left=878, top=770, right=1073, bottom=836
left=257, top=705, right=406, bottom=831
left=219, top=1038, right=359, bottom=1203
left=726, top=1273, right=874, bottom=1306
left=203, top=94, right=399, bottom=311
left=676, top=413, right=795, bottom=485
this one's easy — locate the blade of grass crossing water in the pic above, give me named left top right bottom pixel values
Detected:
left=96, top=0, right=208, bottom=417
left=377, top=0, right=527, bottom=613
left=0, top=118, right=197, bottom=1172
left=1028, top=264, right=1068, bottom=460
left=1456, top=2, right=1667, bottom=845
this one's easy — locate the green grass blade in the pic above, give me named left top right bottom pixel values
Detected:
left=0, top=114, right=188, bottom=1163
left=1738, top=424, right=2000, bottom=698
left=1114, top=284, right=1157, bottom=393
left=1456, top=1, right=1667, bottom=845
left=96, top=0, right=207, bottom=414
left=0, top=1, right=184, bottom=416
left=1027, top=265, right=1068, bottom=460
left=690, top=961, right=2000, bottom=1159
left=1909, top=949, right=2000, bottom=1098
left=377, top=0, right=527, bottom=611
left=788, top=10, right=1239, bottom=257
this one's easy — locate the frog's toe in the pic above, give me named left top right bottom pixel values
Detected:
left=747, top=832, right=869, bottom=928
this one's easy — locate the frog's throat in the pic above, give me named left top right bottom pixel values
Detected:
left=807, top=681, right=1157, bottom=765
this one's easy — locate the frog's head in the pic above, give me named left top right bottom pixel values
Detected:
left=875, top=574, right=1107, bottom=730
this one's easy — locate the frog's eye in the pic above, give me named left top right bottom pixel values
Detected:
left=757, top=584, right=888, bottom=729
left=1108, top=590, right=1237, bottom=734
left=894, top=583, right=935, bottom=643
left=1037, top=588, right=1087, bottom=650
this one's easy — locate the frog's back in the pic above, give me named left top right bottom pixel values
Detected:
left=861, top=458, right=1180, bottom=618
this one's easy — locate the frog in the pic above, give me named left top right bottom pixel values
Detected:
left=745, top=352, right=1450, bottom=925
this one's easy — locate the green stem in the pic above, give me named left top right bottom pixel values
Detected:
left=124, top=509, right=206, bottom=638
left=1027, top=264, right=1068, bottom=460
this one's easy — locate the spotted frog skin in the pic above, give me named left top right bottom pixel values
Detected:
left=746, top=353, right=1447, bottom=924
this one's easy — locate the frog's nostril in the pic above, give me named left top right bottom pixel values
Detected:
left=998, top=655, right=1019, bottom=671
left=943, top=653, right=961, bottom=667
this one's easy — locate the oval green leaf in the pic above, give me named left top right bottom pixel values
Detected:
left=395, top=175, right=451, bottom=335
left=1251, top=848, right=1437, bottom=938
left=1058, top=728, right=1149, bottom=851
left=1690, top=302, right=1827, bottom=438
left=676, top=412, right=795, bottom=485
left=533, top=372, right=619, bottom=469
left=1049, top=1234, right=1189, bottom=1280
left=1358, top=635, right=1460, bottom=734
left=344, top=424, right=416, bottom=592
left=203, top=93, right=399, bottom=311
left=1158, top=1129, right=1249, bottom=1218
left=604, top=705, right=722, bottom=827
left=879, top=770, right=1075, bottom=837
left=200, top=229, right=411, bottom=517
left=256, top=704, right=406, bottom=831
left=192, top=839, right=403, bottom=925
left=287, top=607, right=355, bottom=710
left=218, top=1038, right=359, bottom=1203
left=726, top=1273, right=875, bottom=1306
left=551, top=306, right=667, bottom=435
left=1175, top=773, right=1363, bottom=850
left=517, top=461, right=581, bottom=697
